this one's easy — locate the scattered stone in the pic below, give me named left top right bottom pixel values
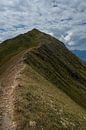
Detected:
left=29, top=121, right=36, bottom=128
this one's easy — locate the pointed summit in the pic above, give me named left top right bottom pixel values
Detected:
left=27, top=28, right=42, bottom=35
left=31, top=28, right=40, bottom=32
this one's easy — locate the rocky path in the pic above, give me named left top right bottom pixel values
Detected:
left=1, top=80, right=17, bottom=130
left=0, top=51, right=25, bottom=130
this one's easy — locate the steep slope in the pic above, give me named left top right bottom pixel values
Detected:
left=0, top=29, right=86, bottom=130
left=25, top=41, right=86, bottom=108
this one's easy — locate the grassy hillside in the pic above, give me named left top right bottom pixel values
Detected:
left=14, top=64, right=86, bottom=130
left=0, top=29, right=63, bottom=74
left=0, top=29, right=42, bottom=72
left=24, top=37, right=86, bottom=109
left=0, top=29, right=86, bottom=130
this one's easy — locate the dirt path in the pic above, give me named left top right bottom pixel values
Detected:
left=2, top=80, right=17, bottom=130
left=0, top=51, right=26, bottom=130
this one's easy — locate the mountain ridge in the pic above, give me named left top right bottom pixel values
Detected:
left=0, top=29, right=86, bottom=130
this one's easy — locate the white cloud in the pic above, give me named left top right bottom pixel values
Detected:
left=61, top=32, right=73, bottom=44
left=0, top=0, right=86, bottom=50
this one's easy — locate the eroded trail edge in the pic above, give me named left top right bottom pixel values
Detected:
left=2, top=78, right=17, bottom=130
left=0, top=52, right=25, bottom=130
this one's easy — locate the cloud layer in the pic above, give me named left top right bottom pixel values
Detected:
left=0, top=0, right=86, bottom=50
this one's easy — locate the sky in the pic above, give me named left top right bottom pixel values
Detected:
left=0, top=0, right=86, bottom=50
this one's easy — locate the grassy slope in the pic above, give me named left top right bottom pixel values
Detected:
left=14, top=64, right=86, bottom=130
left=24, top=38, right=86, bottom=109
left=0, top=29, right=43, bottom=74
left=0, top=29, right=86, bottom=130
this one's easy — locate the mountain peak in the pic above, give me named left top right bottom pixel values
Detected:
left=27, top=28, right=42, bottom=35
left=31, top=28, right=40, bottom=32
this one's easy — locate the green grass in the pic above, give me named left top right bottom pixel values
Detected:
left=14, top=65, right=86, bottom=130
left=25, top=43, right=86, bottom=109
left=0, top=29, right=41, bottom=67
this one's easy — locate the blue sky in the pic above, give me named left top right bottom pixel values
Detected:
left=0, top=0, right=86, bottom=50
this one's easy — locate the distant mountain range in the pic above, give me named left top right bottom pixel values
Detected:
left=72, top=50, right=86, bottom=62
left=0, top=29, right=86, bottom=130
